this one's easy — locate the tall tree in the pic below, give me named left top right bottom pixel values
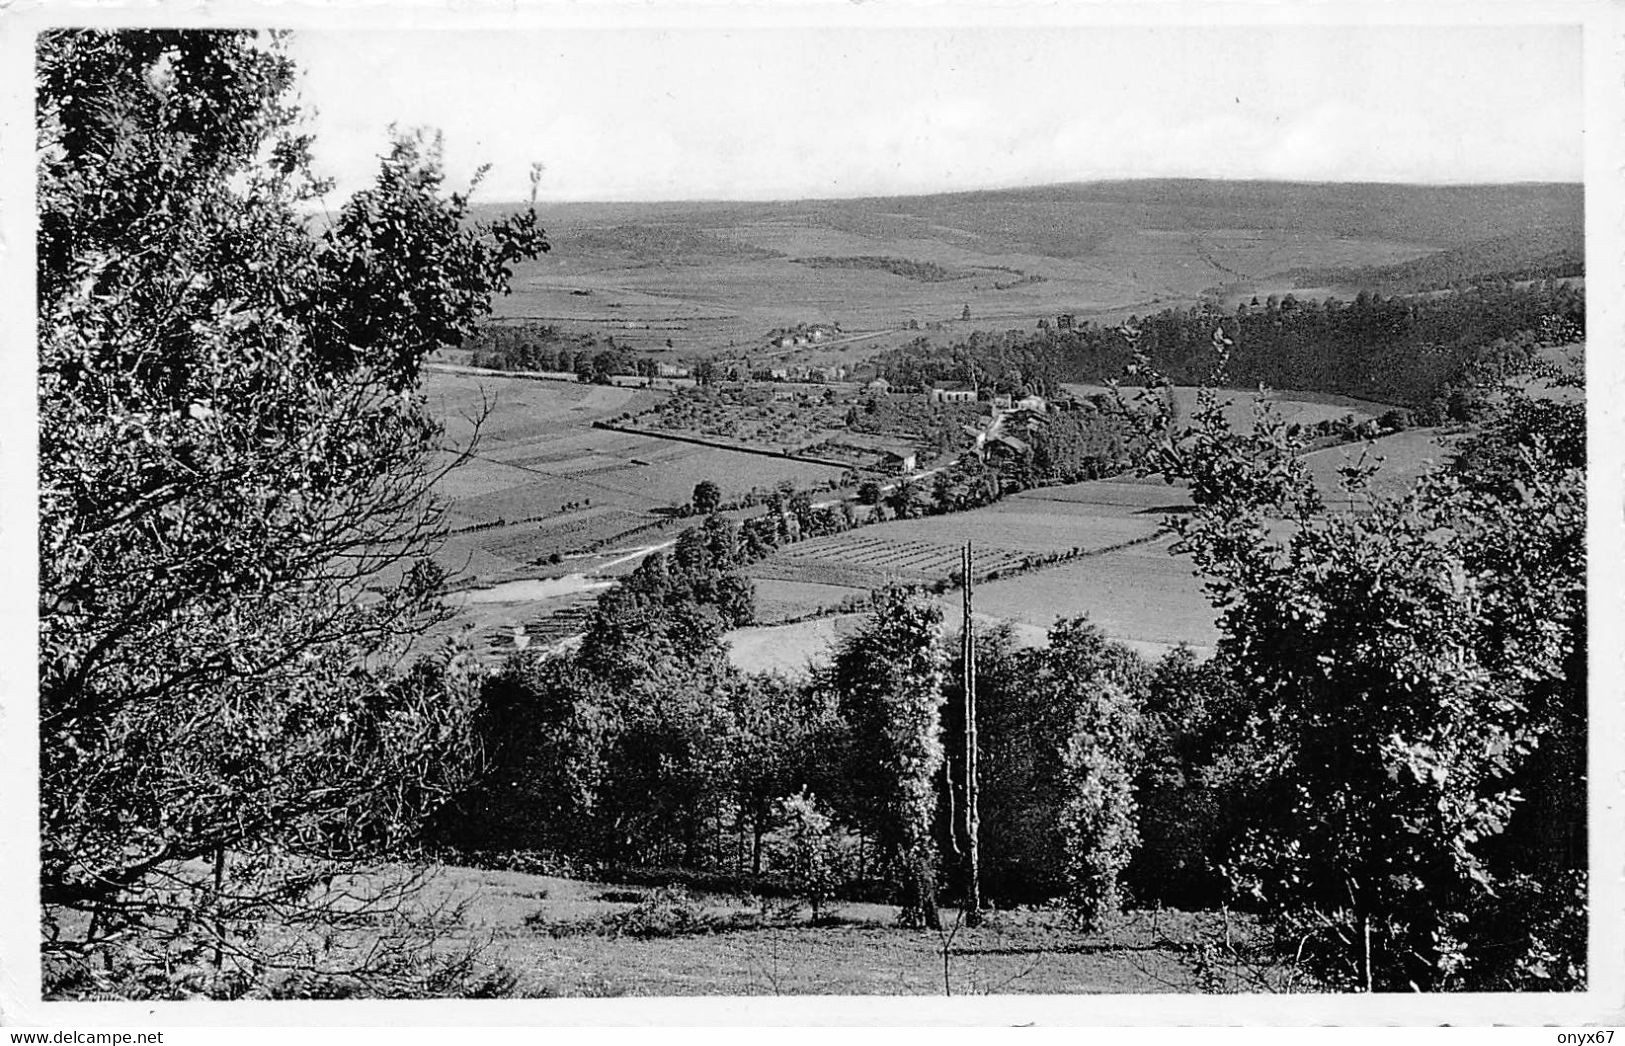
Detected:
left=830, top=590, right=947, bottom=928
left=1032, top=620, right=1146, bottom=929
left=37, top=29, right=547, bottom=997
left=691, top=478, right=723, bottom=515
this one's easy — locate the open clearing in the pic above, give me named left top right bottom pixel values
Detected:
left=753, top=578, right=870, bottom=624
left=410, top=863, right=1210, bottom=996
left=1064, top=383, right=1389, bottom=430
left=729, top=542, right=1214, bottom=676
left=728, top=424, right=1453, bottom=671
left=941, top=538, right=1217, bottom=655
left=732, top=474, right=1212, bottom=669
left=745, top=481, right=1175, bottom=595
left=1301, top=427, right=1460, bottom=503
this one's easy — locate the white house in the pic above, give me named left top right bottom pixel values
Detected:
left=929, top=382, right=978, bottom=405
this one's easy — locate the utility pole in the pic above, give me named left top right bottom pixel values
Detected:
left=961, top=541, right=982, bottom=927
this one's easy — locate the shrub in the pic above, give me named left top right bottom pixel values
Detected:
left=594, top=889, right=648, bottom=904
left=534, top=885, right=719, bottom=940
left=769, top=789, right=841, bottom=920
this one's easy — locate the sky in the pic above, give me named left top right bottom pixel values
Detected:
left=238, top=23, right=1585, bottom=203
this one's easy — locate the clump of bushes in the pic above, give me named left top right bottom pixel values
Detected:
left=533, top=885, right=722, bottom=939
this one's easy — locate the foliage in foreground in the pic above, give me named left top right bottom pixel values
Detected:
left=38, top=28, right=547, bottom=997
left=1129, top=328, right=1586, bottom=991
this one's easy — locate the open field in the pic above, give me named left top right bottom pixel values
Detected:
left=753, top=579, right=871, bottom=624
left=728, top=422, right=1458, bottom=671
left=423, top=370, right=850, bottom=656
left=1507, top=340, right=1585, bottom=403
left=427, top=371, right=847, bottom=581
left=1064, top=383, right=1390, bottom=428
left=940, top=538, right=1217, bottom=655
left=746, top=515, right=1149, bottom=592
left=745, top=476, right=1190, bottom=589
left=745, top=478, right=1182, bottom=594
left=1301, top=426, right=1460, bottom=504
left=408, top=863, right=1211, bottom=996
left=731, top=473, right=1211, bottom=669
left=729, top=545, right=1214, bottom=676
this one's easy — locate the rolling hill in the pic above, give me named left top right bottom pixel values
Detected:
left=460, top=178, right=1581, bottom=363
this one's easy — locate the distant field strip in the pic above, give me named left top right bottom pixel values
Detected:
left=592, top=421, right=854, bottom=469
left=1008, top=480, right=1193, bottom=511
left=750, top=535, right=1033, bottom=588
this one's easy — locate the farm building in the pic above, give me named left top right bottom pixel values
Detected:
left=987, top=434, right=1030, bottom=461
left=1003, top=408, right=1046, bottom=431
left=655, top=362, right=691, bottom=378
left=880, top=447, right=918, bottom=474
left=929, top=382, right=979, bottom=405
left=1016, top=394, right=1048, bottom=413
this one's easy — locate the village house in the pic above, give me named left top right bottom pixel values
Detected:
left=1003, top=407, right=1045, bottom=432
left=1015, top=393, right=1048, bottom=413
left=929, top=381, right=978, bottom=405
left=654, top=362, right=691, bottom=379
left=987, top=433, right=1029, bottom=461
left=880, top=446, right=918, bottom=474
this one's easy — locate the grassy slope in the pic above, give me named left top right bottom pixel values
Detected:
left=421, top=864, right=1207, bottom=996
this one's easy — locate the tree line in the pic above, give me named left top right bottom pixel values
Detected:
left=866, top=279, right=1584, bottom=416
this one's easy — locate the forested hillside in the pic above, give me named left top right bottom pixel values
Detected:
left=1287, top=226, right=1583, bottom=293
left=867, top=278, right=1584, bottom=414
